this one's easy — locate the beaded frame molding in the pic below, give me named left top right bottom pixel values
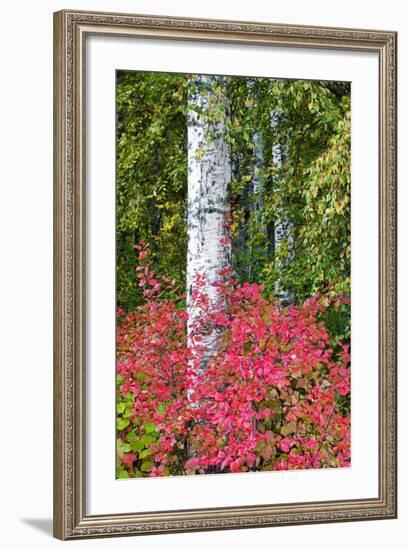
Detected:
left=53, top=9, right=397, bottom=540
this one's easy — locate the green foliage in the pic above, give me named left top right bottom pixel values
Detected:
left=223, top=79, right=351, bottom=303
left=116, top=71, right=188, bottom=310
left=264, top=80, right=351, bottom=303
left=116, top=374, right=164, bottom=478
left=223, top=79, right=351, bottom=349
left=116, top=72, right=350, bottom=343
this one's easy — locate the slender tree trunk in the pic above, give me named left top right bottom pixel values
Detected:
left=248, top=122, right=267, bottom=280
left=186, top=75, right=231, bottom=369
left=231, top=150, right=247, bottom=277
left=271, top=116, right=294, bottom=304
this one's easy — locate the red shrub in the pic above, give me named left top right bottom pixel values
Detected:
left=116, top=243, right=350, bottom=477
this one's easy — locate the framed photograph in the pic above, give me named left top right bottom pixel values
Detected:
left=53, top=9, right=397, bottom=540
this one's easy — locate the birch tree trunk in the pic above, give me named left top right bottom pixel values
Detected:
left=248, top=123, right=267, bottom=279
left=271, top=114, right=294, bottom=304
left=186, top=75, right=232, bottom=369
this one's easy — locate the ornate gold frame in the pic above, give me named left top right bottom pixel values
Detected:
left=53, top=9, right=397, bottom=540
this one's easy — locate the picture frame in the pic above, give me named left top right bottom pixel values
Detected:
left=53, top=9, right=397, bottom=540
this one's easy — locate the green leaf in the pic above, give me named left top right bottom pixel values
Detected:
left=117, top=418, right=130, bottom=431
left=144, top=423, right=156, bottom=433
left=141, top=460, right=153, bottom=472
left=139, top=448, right=152, bottom=459
left=140, top=434, right=154, bottom=446
left=130, top=440, right=145, bottom=452
left=126, top=430, right=137, bottom=443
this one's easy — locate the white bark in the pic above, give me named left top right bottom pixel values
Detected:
left=271, top=118, right=294, bottom=304
left=252, top=131, right=265, bottom=197
left=186, top=75, right=231, bottom=367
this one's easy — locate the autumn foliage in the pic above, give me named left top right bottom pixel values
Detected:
left=116, top=244, right=350, bottom=478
